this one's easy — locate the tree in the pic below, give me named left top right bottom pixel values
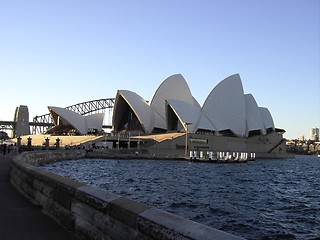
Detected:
left=0, top=131, right=9, bottom=140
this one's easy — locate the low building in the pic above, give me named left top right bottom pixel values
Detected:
left=310, top=127, right=319, bottom=141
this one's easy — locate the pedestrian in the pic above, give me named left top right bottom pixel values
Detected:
left=2, top=144, right=7, bottom=155
left=8, top=144, right=13, bottom=154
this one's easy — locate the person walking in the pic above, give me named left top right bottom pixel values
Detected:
left=2, top=144, right=7, bottom=155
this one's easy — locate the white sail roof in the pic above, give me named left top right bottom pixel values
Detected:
left=194, top=112, right=219, bottom=132
left=48, top=106, right=104, bottom=135
left=111, top=73, right=276, bottom=137
left=245, top=94, right=266, bottom=135
left=165, top=99, right=202, bottom=132
left=86, top=113, right=105, bottom=131
left=202, top=74, right=247, bottom=136
left=260, top=107, right=275, bottom=130
left=150, top=74, right=196, bottom=130
left=113, top=90, right=153, bottom=132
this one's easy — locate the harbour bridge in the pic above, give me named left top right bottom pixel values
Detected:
left=0, top=98, right=115, bottom=137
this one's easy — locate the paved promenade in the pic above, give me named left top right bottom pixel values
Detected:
left=0, top=152, right=77, bottom=240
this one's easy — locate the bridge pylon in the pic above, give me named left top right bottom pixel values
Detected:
left=13, top=105, right=30, bottom=137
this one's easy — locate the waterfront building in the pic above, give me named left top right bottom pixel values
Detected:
left=45, top=73, right=289, bottom=158
left=110, top=73, right=287, bottom=158
left=298, top=135, right=305, bottom=141
left=310, top=127, right=319, bottom=141
left=113, top=74, right=275, bottom=137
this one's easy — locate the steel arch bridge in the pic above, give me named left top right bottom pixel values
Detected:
left=32, top=98, right=115, bottom=134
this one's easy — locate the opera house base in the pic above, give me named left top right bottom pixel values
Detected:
left=60, top=132, right=290, bottom=161
left=15, top=130, right=291, bottom=160
left=101, top=131, right=291, bottom=160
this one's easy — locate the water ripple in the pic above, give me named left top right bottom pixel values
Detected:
left=42, top=155, right=320, bottom=240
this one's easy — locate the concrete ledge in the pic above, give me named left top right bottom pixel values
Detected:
left=109, top=197, right=152, bottom=229
left=138, top=208, right=241, bottom=240
left=10, top=150, right=245, bottom=240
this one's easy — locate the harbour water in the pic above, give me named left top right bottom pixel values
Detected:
left=42, top=155, right=320, bottom=240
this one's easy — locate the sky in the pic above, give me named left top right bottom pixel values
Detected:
left=0, top=0, right=319, bottom=139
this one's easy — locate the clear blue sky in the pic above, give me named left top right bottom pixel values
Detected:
left=0, top=0, right=319, bottom=139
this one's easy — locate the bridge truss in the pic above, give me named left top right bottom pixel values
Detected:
left=32, top=98, right=115, bottom=134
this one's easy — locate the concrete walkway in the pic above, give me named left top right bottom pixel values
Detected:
left=0, top=152, right=77, bottom=240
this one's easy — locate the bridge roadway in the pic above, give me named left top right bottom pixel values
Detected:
left=0, top=120, right=54, bottom=127
left=0, top=121, right=112, bottom=129
left=0, top=152, right=77, bottom=240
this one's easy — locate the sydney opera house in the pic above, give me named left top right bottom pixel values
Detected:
left=113, top=74, right=274, bottom=136
left=46, top=73, right=288, bottom=159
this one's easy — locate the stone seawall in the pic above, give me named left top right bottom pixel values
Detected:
left=10, top=150, right=245, bottom=240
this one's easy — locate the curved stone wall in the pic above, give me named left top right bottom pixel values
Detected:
left=10, top=150, right=245, bottom=240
